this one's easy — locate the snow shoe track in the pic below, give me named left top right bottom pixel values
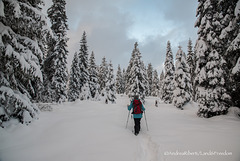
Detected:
left=135, top=134, right=159, bottom=161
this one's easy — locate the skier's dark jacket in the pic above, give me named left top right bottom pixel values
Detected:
left=128, top=99, right=145, bottom=118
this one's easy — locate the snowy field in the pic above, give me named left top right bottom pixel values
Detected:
left=0, top=95, right=240, bottom=161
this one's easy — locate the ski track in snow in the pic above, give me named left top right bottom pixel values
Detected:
left=1, top=95, right=240, bottom=161
left=135, top=133, right=159, bottom=161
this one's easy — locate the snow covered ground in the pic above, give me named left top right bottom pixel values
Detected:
left=0, top=95, right=240, bottom=161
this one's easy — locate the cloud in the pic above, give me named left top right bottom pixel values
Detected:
left=158, top=0, right=199, bottom=46
left=66, top=4, right=137, bottom=70
left=44, top=0, right=199, bottom=74
left=137, top=31, right=178, bottom=74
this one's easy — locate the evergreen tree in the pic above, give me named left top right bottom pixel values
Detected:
left=173, top=46, right=192, bottom=109
left=89, top=51, right=100, bottom=100
left=221, top=0, right=240, bottom=108
left=78, top=31, right=90, bottom=98
left=68, top=52, right=80, bottom=101
left=0, top=0, right=49, bottom=124
left=162, top=41, right=175, bottom=104
left=125, top=46, right=136, bottom=95
left=159, top=70, right=165, bottom=99
left=122, top=68, right=127, bottom=94
left=94, top=89, right=101, bottom=101
left=116, top=65, right=121, bottom=94
left=152, top=70, right=160, bottom=97
left=147, top=63, right=153, bottom=96
left=106, top=62, right=116, bottom=103
left=231, top=56, right=240, bottom=107
left=142, top=62, right=149, bottom=98
left=98, top=57, right=108, bottom=94
left=43, top=0, right=69, bottom=103
left=116, top=65, right=125, bottom=94
left=194, top=0, right=231, bottom=117
left=79, top=82, right=91, bottom=100
left=186, top=39, right=195, bottom=97
left=128, top=42, right=147, bottom=101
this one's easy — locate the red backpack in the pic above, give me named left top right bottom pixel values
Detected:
left=132, top=99, right=143, bottom=114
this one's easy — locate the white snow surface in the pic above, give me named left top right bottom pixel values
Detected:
left=0, top=95, right=240, bottom=161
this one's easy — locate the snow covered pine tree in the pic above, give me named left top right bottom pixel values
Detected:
left=98, top=57, right=108, bottom=99
left=78, top=31, right=91, bottom=100
left=127, top=42, right=147, bottom=101
left=186, top=39, right=195, bottom=99
left=116, top=65, right=125, bottom=94
left=89, top=51, right=101, bottom=101
left=173, top=46, right=192, bottom=109
left=152, top=70, right=160, bottom=97
left=147, top=63, right=153, bottom=96
left=161, top=41, right=175, bottom=104
left=105, top=62, right=116, bottom=103
left=0, top=0, right=49, bottom=125
left=158, top=70, right=164, bottom=99
left=194, top=0, right=231, bottom=117
left=68, top=52, right=81, bottom=101
left=43, top=0, right=69, bottom=103
left=219, top=0, right=240, bottom=108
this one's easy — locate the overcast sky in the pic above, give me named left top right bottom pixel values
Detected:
left=44, top=0, right=198, bottom=73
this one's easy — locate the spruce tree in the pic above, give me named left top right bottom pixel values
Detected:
left=186, top=39, right=195, bottom=97
left=173, top=46, right=192, bottom=109
left=147, top=63, right=153, bottom=96
left=43, top=0, right=69, bottom=103
left=98, top=57, right=108, bottom=95
left=79, top=83, right=91, bottom=100
left=122, top=68, right=127, bottom=94
left=194, top=0, right=231, bottom=117
left=116, top=65, right=125, bottom=94
left=221, top=0, right=240, bottom=108
left=231, top=56, right=240, bottom=107
left=152, top=70, right=160, bottom=97
left=159, top=70, right=165, bottom=99
left=89, top=51, right=100, bottom=100
left=142, top=62, right=149, bottom=98
left=116, top=65, right=121, bottom=94
left=78, top=31, right=90, bottom=94
left=0, top=0, right=49, bottom=124
left=128, top=42, right=147, bottom=101
left=68, top=52, right=80, bottom=101
left=106, top=62, right=116, bottom=103
left=162, top=41, right=175, bottom=104
left=125, top=44, right=138, bottom=95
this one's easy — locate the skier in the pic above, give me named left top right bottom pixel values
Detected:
left=128, top=95, right=145, bottom=135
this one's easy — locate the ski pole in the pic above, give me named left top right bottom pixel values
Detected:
left=144, top=111, right=149, bottom=131
left=125, top=110, right=130, bottom=129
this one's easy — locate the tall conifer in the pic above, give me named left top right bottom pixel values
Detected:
left=173, top=46, right=192, bottom=109
left=194, top=0, right=231, bottom=117
left=78, top=31, right=90, bottom=100
left=43, top=0, right=69, bottom=103
left=106, top=62, right=116, bottom=103
left=0, top=0, right=49, bottom=124
left=68, top=52, right=80, bottom=101
left=116, top=65, right=125, bottom=94
left=89, top=51, right=99, bottom=99
left=162, top=41, right=175, bottom=104
left=152, top=70, right=160, bottom=97
left=128, top=42, right=147, bottom=101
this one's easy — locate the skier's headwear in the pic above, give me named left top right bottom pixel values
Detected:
left=134, top=95, right=139, bottom=100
